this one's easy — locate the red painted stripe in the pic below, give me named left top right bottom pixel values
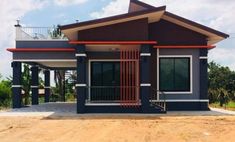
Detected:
left=7, top=48, right=75, bottom=52
left=154, top=45, right=215, bottom=49
left=69, top=41, right=157, bottom=45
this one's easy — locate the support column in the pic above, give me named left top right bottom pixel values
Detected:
left=140, top=44, right=151, bottom=112
left=76, top=45, right=87, bottom=113
left=31, top=65, right=39, bottom=105
left=199, top=49, right=208, bottom=100
left=11, top=62, right=22, bottom=108
left=44, top=70, right=50, bottom=103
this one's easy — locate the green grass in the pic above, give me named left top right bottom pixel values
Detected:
left=210, top=101, right=235, bottom=110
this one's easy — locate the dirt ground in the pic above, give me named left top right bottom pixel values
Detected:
left=0, top=115, right=234, bottom=142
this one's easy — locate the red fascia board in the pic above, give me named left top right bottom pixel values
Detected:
left=69, top=41, right=157, bottom=45
left=7, top=48, right=75, bottom=52
left=153, top=45, right=216, bottom=49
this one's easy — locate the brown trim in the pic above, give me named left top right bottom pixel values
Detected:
left=164, top=12, right=229, bottom=38
left=59, top=6, right=166, bottom=30
left=154, top=45, right=215, bottom=49
left=7, top=48, right=75, bottom=52
left=69, top=41, right=157, bottom=45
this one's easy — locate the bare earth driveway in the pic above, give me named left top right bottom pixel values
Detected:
left=0, top=102, right=235, bottom=142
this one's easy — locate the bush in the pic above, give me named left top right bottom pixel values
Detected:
left=0, top=80, right=12, bottom=108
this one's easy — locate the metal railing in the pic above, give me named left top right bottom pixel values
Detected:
left=150, top=88, right=167, bottom=112
left=86, top=86, right=140, bottom=104
left=16, top=26, right=68, bottom=40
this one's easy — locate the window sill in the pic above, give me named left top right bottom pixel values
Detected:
left=160, top=91, right=192, bottom=94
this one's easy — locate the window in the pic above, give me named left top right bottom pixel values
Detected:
left=159, top=57, right=190, bottom=92
left=90, top=61, right=120, bottom=101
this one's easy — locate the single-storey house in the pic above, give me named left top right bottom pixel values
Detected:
left=7, top=0, right=229, bottom=113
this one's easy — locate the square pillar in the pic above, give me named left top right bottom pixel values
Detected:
left=31, top=65, right=39, bottom=105
left=199, top=49, right=208, bottom=100
left=140, top=44, right=151, bottom=112
left=44, top=70, right=50, bottom=103
left=11, top=62, right=22, bottom=108
left=75, top=45, right=87, bottom=113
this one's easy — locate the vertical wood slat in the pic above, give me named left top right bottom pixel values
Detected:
left=120, top=50, right=122, bottom=106
left=120, top=48, right=140, bottom=107
left=137, top=50, right=140, bottom=106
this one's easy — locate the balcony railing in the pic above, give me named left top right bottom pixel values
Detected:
left=16, top=26, right=68, bottom=40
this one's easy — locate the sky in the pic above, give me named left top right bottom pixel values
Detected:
left=0, top=0, right=235, bottom=79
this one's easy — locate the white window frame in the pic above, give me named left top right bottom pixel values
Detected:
left=157, top=52, right=193, bottom=94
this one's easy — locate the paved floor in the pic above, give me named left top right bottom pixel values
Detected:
left=0, top=102, right=234, bottom=117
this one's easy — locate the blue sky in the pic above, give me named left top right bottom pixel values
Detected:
left=0, top=0, right=235, bottom=79
left=21, top=0, right=111, bottom=26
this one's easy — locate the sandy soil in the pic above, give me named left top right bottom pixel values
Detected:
left=0, top=115, right=234, bottom=142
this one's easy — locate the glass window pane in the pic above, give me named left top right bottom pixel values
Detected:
left=159, top=57, right=190, bottom=92
left=102, top=63, right=113, bottom=86
left=160, top=59, right=174, bottom=91
left=91, top=62, right=102, bottom=86
left=175, top=58, right=190, bottom=91
left=114, top=63, right=120, bottom=86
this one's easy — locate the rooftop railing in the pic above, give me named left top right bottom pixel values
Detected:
left=15, top=26, right=68, bottom=41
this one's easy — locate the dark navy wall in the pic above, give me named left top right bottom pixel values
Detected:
left=166, top=102, right=209, bottom=111
left=13, top=52, right=76, bottom=60
left=16, top=40, right=74, bottom=48
left=77, top=18, right=148, bottom=41
left=149, top=19, right=207, bottom=45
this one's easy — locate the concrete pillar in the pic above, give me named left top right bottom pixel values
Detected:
left=31, top=65, right=39, bottom=105
left=140, top=44, right=151, bottom=112
left=44, top=70, right=50, bottom=103
left=75, top=45, right=87, bottom=113
left=11, top=62, right=22, bottom=108
left=199, top=49, right=208, bottom=100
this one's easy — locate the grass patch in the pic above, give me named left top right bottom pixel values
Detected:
left=210, top=101, right=235, bottom=111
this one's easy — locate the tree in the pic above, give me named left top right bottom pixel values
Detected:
left=208, top=61, right=235, bottom=103
left=54, top=70, right=66, bottom=102
left=22, top=64, right=31, bottom=105
left=21, top=64, right=44, bottom=105
left=0, top=78, right=12, bottom=107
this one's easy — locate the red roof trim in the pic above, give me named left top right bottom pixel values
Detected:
left=7, top=48, right=75, bottom=52
left=154, top=45, right=216, bottom=49
left=69, top=41, right=157, bottom=45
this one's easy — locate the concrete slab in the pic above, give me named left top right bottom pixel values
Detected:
left=0, top=102, right=234, bottom=117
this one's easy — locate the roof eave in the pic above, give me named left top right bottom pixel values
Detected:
left=164, top=12, right=229, bottom=39
left=59, top=6, right=166, bottom=30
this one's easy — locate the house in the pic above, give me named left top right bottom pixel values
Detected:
left=7, top=0, right=229, bottom=113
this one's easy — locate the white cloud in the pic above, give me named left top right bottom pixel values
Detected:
left=53, top=0, right=88, bottom=6
left=90, top=0, right=129, bottom=18
left=209, top=45, right=235, bottom=71
left=0, top=0, right=47, bottom=78
left=91, top=0, right=235, bottom=70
